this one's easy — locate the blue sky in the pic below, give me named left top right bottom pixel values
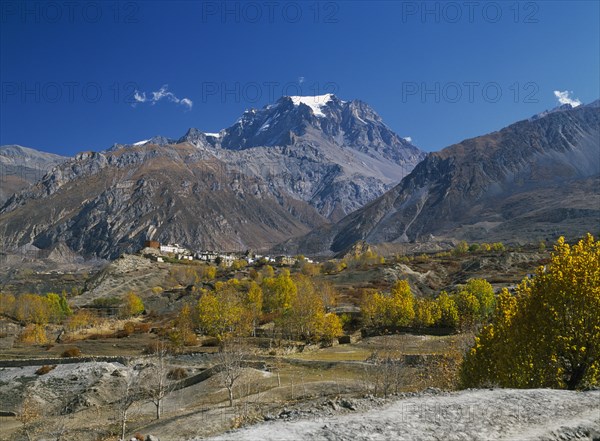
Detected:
left=1, top=1, right=599, bottom=156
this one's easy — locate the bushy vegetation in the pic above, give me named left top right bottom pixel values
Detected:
left=18, top=324, right=49, bottom=345
left=454, top=241, right=505, bottom=255
left=61, top=347, right=82, bottom=358
left=461, top=234, right=600, bottom=390
left=0, top=292, right=71, bottom=324
left=120, top=292, right=145, bottom=318
left=35, top=365, right=56, bottom=375
left=361, top=278, right=495, bottom=332
left=190, top=270, right=343, bottom=344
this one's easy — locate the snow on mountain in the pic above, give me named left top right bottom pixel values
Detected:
left=289, top=93, right=336, bottom=117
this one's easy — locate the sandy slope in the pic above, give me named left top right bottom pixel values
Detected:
left=203, top=389, right=600, bottom=441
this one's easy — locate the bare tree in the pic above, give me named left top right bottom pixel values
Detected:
left=143, top=342, right=172, bottom=420
left=216, top=340, right=248, bottom=407
left=116, top=368, right=142, bottom=441
left=362, top=338, right=407, bottom=398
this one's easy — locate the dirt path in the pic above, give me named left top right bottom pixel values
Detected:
left=202, top=388, right=600, bottom=441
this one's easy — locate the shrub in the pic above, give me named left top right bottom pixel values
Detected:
left=35, top=365, right=56, bottom=375
left=144, top=341, right=173, bottom=355
left=92, top=296, right=122, bottom=307
left=201, top=336, right=221, bottom=347
left=468, top=243, right=480, bottom=253
left=122, top=321, right=136, bottom=336
left=321, top=260, right=346, bottom=274
left=453, top=241, right=469, bottom=256
left=491, top=242, right=505, bottom=252
left=167, top=367, right=188, bottom=380
left=135, top=322, right=151, bottom=333
left=18, top=324, right=49, bottom=345
left=61, top=347, right=81, bottom=358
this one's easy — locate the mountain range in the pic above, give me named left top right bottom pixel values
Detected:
left=0, top=145, right=68, bottom=205
left=279, top=100, right=600, bottom=255
left=0, top=94, right=425, bottom=259
left=1, top=96, right=598, bottom=260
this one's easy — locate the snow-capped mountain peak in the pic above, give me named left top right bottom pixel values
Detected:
left=288, top=93, right=336, bottom=117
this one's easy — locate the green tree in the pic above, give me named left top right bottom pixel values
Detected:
left=46, top=293, right=72, bottom=323
left=462, top=279, right=495, bottom=320
left=453, top=241, right=469, bottom=256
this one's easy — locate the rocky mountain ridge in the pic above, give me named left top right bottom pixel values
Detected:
left=0, top=145, right=68, bottom=204
left=0, top=95, right=425, bottom=258
left=279, top=101, right=600, bottom=255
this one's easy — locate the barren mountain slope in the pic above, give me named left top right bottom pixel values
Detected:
left=280, top=102, right=600, bottom=255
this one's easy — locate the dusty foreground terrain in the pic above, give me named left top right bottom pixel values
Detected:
left=205, top=389, right=600, bottom=441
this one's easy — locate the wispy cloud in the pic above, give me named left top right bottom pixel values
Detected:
left=298, top=76, right=305, bottom=85
left=133, top=85, right=193, bottom=110
left=403, top=136, right=412, bottom=143
left=553, top=90, right=581, bottom=107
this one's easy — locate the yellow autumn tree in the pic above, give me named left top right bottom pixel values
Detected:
left=361, top=280, right=415, bottom=328
left=413, top=298, right=441, bottom=327
left=462, top=279, right=495, bottom=320
left=436, top=291, right=459, bottom=329
left=170, top=303, right=197, bottom=346
left=462, top=234, right=600, bottom=390
left=196, top=282, right=251, bottom=340
left=282, top=275, right=324, bottom=341
left=0, top=293, right=15, bottom=316
left=321, top=313, right=344, bottom=344
left=245, top=281, right=263, bottom=336
left=262, top=269, right=297, bottom=313
left=14, top=294, right=51, bottom=324
left=120, top=292, right=144, bottom=318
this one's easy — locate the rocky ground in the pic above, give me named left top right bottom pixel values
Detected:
left=1, top=357, right=598, bottom=441
left=205, top=388, right=600, bottom=441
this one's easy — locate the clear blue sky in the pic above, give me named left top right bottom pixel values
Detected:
left=1, top=1, right=599, bottom=156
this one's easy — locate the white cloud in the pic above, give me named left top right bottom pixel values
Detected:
left=132, top=85, right=193, bottom=110
left=403, top=136, right=412, bottom=143
left=553, top=90, right=581, bottom=108
left=133, top=91, right=146, bottom=103
left=298, top=76, right=305, bottom=85
left=180, top=98, right=193, bottom=109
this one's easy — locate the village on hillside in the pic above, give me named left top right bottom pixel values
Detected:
left=141, top=240, right=311, bottom=267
